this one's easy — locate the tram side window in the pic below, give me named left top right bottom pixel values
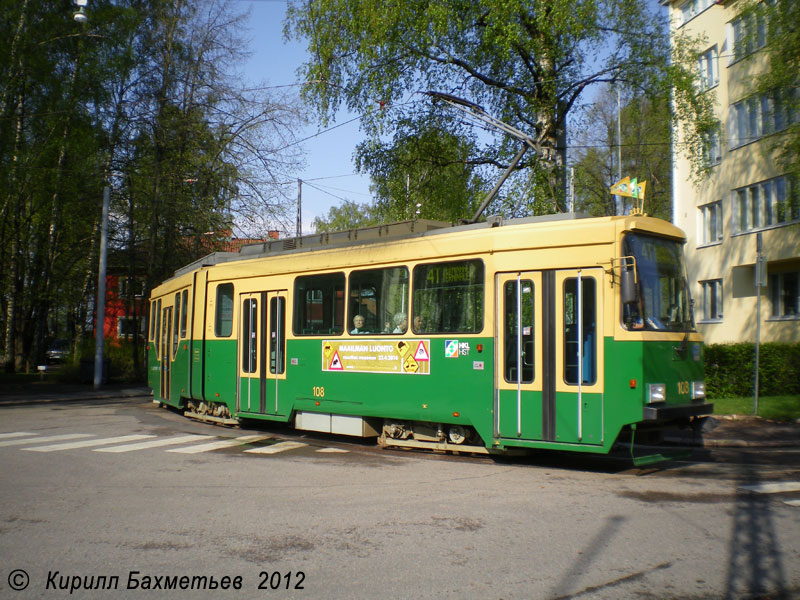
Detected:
left=155, top=299, right=162, bottom=359
left=412, top=259, right=484, bottom=334
left=294, top=273, right=345, bottom=335
left=149, top=301, right=157, bottom=341
left=563, top=278, right=597, bottom=385
left=173, top=293, right=180, bottom=359
left=215, top=283, right=234, bottom=337
left=348, top=267, right=409, bottom=334
left=180, top=289, right=188, bottom=338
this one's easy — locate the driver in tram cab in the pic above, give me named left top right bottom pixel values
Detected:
left=350, top=314, right=368, bottom=334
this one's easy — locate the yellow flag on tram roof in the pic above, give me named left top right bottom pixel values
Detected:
left=610, top=176, right=647, bottom=200
left=610, top=176, right=631, bottom=196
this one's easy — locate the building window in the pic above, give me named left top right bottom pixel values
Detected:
left=699, top=201, right=723, bottom=245
left=731, top=3, right=771, bottom=62
left=117, top=317, right=143, bottom=339
left=697, top=46, right=719, bottom=91
left=699, top=279, right=723, bottom=322
left=680, top=0, right=714, bottom=25
left=729, top=89, right=799, bottom=149
left=702, top=130, right=722, bottom=166
left=769, top=272, right=799, bottom=319
left=732, top=175, right=799, bottom=233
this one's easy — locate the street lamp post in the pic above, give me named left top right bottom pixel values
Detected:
left=94, top=184, right=109, bottom=389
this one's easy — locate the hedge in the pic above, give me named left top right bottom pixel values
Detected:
left=704, top=342, right=800, bottom=398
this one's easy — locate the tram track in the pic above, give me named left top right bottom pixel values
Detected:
left=144, top=399, right=799, bottom=480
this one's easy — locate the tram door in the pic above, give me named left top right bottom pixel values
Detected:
left=159, top=305, right=173, bottom=401
left=495, top=269, right=603, bottom=445
left=238, top=291, right=288, bottom=416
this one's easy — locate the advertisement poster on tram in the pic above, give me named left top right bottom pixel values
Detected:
left=322, top=339, right=431, bottom=375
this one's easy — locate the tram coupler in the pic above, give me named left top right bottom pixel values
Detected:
left=628, top=424, right=691, bottom=467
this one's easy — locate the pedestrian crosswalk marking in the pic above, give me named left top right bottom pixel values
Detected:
left=244, top=441, right=308, bottom=455
left=740, top=482, right=800, bottom=494
left=167, top=435, right=272, bottom=454
left=23, top=435, right=155, bottom=452
left=0, top=432, right=37, bottom=440
left=2, top=431, right=350, bottom=457
left=94, top=434, right=214, bottom=453
left=0, top=434, right=92, bottom=448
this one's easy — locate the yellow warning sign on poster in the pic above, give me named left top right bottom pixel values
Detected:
left=321, top=339, right=431, bottom=374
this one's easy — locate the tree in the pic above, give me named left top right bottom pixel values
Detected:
left=286, top=0, right=713, bottom=216
left=0, top=0, right=304, bottom=373
left=312, top=200, right=381, bottom=232
left=355, top=119, right=487, bottom=222
left=571, top=86, right=672, bottom=220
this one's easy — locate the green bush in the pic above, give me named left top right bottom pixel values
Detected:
left=705, top=342, right=800, bottom=398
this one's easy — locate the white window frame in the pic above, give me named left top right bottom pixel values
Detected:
left=699, top=279, right=723, bottom=323
left=732, top=175, right=799, bottom=234
left=699, top=201, right=723, bottom=246
left=768, top=271, right=800, bottom=320
left=697, top=46, right=719, bottom=91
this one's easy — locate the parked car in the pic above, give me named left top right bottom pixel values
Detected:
left=46, top=339, right=70, bottom=364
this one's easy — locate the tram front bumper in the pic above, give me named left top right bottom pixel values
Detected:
left=642, top=401, right=714, bottom=422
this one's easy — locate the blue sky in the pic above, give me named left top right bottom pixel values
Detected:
left=241, top=1, right=373, bottom=233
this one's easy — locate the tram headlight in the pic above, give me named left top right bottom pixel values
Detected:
left=692, top=381, right=706, bottom=400
left=648, top=383, right=666, bottom=404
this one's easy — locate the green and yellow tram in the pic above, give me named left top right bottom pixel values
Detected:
left=147, top=213, right=711, bottom=456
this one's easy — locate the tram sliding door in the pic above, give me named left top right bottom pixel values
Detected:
left=495, top=269, right=603, bottom=445
left=238, top=291, right=287, bottom=416
left=495, top=272, right=543, bottom=439
left=159, top=305, right=173, bottom=402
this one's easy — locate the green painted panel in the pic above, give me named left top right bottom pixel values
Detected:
left=497, top=389, right=543, bottom=440
left=284, top=337, right=496, bottom=442
left=239, top=375, right=262, bottom=413
left=204, top=339, right=237, bottom=412
left=554, top=392, right=602, bottom=445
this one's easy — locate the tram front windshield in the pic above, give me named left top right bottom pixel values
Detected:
left=622, top=233, right=694, bottom=332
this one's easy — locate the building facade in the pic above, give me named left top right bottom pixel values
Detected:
left=665, top=0, right=799, bottom=344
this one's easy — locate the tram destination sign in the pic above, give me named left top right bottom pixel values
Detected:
left=322, top=339, right=431, bottom=375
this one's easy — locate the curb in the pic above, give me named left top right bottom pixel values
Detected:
left=0, top=389, right=152, bottom=407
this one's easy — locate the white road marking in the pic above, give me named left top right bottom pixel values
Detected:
left=740, top=482, right=800, bottom=494
left=784, top=499, right=800, bottom=507
left=0, top=432, right=37, bottom=440
left=167, top=435, right=272, bottom=454
left=0, top=434, right=93, bottom=448
left=94, top=434, right=214, bottom=453
left=316, top=447, right=350, bottom=453
left=243, top=441, right=308, bottom=455
left=23, top=435, right=155, bottom=452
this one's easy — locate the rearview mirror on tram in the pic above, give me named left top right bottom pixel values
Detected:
left=621, top=269, right=637, bottom=305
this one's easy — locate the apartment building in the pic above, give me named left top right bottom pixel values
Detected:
left=664, top=0, right=799, bottom=344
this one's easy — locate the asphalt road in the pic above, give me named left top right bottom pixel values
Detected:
left=1, top=398, right=798, bottom=600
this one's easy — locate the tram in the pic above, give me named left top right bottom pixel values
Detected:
left=147, top=213, right=712, bottom=458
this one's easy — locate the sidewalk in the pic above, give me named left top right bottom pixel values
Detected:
left=0, top=382, right=152, bottom=406
left=663, top=414, right=800, bottom=448
left=0, top=382, right=797, bottom=448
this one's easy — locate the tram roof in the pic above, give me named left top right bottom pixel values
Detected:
left=168, top=212, right=684, bottom=281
